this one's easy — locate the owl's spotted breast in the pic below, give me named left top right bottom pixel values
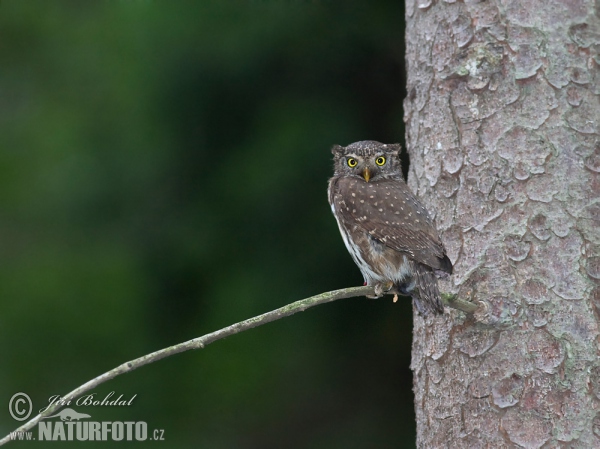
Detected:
left=330, top=176, right=450, bottom=273
left=330, top=190, right=413, bottom=287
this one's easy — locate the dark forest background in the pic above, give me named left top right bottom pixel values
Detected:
left=0, top=2, right=415, bottom=447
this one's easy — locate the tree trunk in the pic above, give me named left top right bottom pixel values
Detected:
left=404, top=0, right=600, bottom=447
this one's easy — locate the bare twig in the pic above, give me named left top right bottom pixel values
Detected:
left=441, top=293, right=479, bottom=314
left=0, top=286, right=371, bottom=445
left=0, top=285, right=476, bottom=445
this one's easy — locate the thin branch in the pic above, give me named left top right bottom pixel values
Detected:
left=0, top=286, right=370, bottom=445
left=441, top=293, right=479, bottom=314
left=0, top=285, right=476, bottom=446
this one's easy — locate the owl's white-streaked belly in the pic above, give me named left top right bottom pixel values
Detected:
left=366, top=235, right=413, bottom=284
left=331, top=203, right=411, bottom=286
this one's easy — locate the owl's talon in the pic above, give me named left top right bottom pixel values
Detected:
left=367, top=281, right=394, bottom=299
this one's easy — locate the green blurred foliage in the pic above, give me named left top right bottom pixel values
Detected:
left=0, top=1, right=415, bottom=447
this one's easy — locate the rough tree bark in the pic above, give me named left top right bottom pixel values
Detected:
left=404, top=0, right=600, bottom=447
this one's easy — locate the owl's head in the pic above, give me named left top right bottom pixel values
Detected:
left=331, top=140, right=402, bottom=182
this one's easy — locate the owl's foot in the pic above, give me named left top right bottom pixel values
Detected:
left=393, top=283, right=416, bottom=303
left=367, top=281, right=394, bottom=299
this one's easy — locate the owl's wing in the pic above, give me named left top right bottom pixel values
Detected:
left=333, top=177, right=451, bottom=272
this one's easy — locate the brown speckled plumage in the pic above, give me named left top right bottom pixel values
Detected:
left=328, top=140, right=452, bottom=315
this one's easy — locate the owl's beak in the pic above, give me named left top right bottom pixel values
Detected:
left=361, top=167, right=371, bottom=182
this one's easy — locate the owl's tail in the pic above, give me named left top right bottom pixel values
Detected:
left=412, top=263, right=444, bottom=316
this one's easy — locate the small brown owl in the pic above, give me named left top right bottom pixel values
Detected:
left=328, top=140, right=452, bottom=315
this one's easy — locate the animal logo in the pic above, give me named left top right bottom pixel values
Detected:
left=42, top=408, right=91, bottom=421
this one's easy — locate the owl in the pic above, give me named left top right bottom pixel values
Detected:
left=328, top=140, right=452, bottom=315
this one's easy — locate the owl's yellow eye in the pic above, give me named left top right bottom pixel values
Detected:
left=347, top=158, right=358, bottom=168
left=375, top=156, right=386, bottom=166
